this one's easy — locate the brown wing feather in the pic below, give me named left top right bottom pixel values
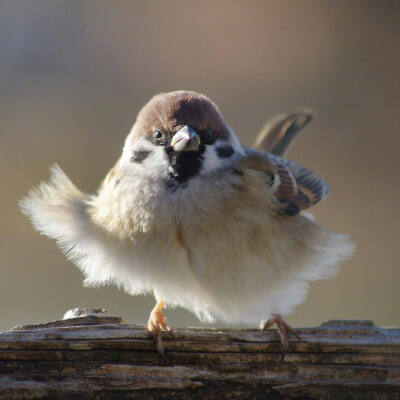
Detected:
left=242, top=149, right=330, bottom=216
left=253, top=109, right=315, bottom=156
left=249, top=108, right=329, bottom=216
left=276, top=164, right=298, bottom=199
left=269, top=153, right=330, bottom=215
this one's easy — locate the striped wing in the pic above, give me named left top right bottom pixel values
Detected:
left=242, top=148, right=330, bottom=216
left=249, top=108, right=329, bottom=215
left=266, top=152, right=330, bottom=216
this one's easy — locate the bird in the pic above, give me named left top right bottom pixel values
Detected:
left=20, top=90, right=353, bottom=358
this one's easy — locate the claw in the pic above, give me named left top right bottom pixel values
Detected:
left=147, top=300, right=172, bottom=362
left=152, top=329, right=168, bottom=363
left=261, top=314, right=300, bottom=360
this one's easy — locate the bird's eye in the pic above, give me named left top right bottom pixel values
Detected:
left=153, top=130, right=163, bottom=140
left=200, top=129, right=216, bottom=145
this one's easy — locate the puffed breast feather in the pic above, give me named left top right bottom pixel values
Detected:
left=20, top=155, right=353, bottom=325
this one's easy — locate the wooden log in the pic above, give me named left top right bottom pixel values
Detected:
left=0, top=308, right=399, bottom=399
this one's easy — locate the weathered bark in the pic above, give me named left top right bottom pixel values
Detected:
left=0, top=308, right=399, bottom=399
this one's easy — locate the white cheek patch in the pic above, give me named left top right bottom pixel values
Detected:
left=201, top=142, right=224, bottom=175
left=200, top=131, right=244, bottom=176
left=120, top=137, right=169, bottom=179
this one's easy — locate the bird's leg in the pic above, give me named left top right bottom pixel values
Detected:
left=147, top=300, right=172, bottom=361
left=262, top=313, right=300, bottom=360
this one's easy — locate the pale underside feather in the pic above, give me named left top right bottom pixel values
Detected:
left=20, top=158, right=353, bottom=326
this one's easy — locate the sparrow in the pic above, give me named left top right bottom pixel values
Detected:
left=20, top=90, right=353, bottom=357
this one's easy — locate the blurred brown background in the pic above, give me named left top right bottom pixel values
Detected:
left=1, top=0, right=399, bottom=331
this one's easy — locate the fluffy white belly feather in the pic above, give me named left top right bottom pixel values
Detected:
left=21, top=164, right=353, bottom=326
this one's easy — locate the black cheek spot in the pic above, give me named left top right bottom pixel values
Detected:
left=131, top=150, right=151, bottom=163
left=216, top=145, right=234, bottom=158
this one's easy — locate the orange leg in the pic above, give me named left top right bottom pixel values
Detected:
left=262, top=313, right=300, bottom=359
left=147, top=300, right=172, bottom=360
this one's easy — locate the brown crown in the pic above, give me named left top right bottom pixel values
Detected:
left=130, top=91, right=230, bottom=142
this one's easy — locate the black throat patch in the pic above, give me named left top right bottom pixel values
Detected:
left=165, top=144, right=205, bottom=185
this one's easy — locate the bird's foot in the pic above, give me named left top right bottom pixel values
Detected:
left=147, top=300, right=173, bottom=362
left=261, top=313, right=300, bottom=360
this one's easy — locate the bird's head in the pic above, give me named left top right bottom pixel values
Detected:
left=121, top=91, right=243, bottom=185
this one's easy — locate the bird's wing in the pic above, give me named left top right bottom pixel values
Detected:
left=248, top=108, right=328, bottom=215
left=19, top=164, right=95, bottom=246
left=240, top=148, right=330, bottom=216
left=253, top=108, right=314, bottom=156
